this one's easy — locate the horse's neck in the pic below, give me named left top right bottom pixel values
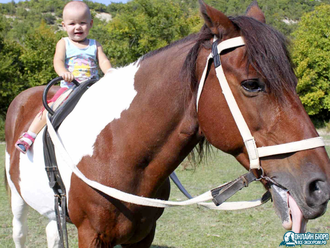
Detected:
left=127, top=43, right=201, bottom=191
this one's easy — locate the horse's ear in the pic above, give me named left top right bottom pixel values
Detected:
left=245, top=1, right=266, bottom=23
left=199, top=0, right=236, bottom=37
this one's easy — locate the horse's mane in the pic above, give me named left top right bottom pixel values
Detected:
left=181, top=16, right=298, bottom=100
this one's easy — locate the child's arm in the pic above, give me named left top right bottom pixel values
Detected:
left=53, top=39, right=74, bottom=82
left=96, top=41, right=112, bottom=74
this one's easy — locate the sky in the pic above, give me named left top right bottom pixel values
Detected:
left=0, top=0, right=129, bottom=4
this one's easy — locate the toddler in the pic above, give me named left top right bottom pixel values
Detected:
left=16, top=1, right=112, bottom=153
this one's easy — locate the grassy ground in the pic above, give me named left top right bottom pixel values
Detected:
left=1, top=143, right=330, bottom=247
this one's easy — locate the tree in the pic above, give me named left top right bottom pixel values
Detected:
left=0, top=15, right=24, bottom=117
left=103, top=0, right=200, bottom=66
left=19, top=20, right=59, bottom=88
left=291, top=4, right=330, bottom=119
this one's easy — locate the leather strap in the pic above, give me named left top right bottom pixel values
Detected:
left=257, top=137, right=325, bottom=157
left=211, top=171, right=257, bottom=206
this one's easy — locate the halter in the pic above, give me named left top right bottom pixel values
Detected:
left=196, top=36, right=325, bottom=170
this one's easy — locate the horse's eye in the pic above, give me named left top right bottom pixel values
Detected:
left=241, top=80, right=264, bottom=93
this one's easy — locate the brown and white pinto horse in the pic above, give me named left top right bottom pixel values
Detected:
left=5, top=1, right=330, bottom=247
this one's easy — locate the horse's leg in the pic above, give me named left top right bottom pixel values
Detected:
left=76, top=225, right=156, bottom=248
left=11, top=189, right=29, bottom=248
left=45, top=220, right=61, bottom=248
left=75, top=223, right=155, bottom=248
left=121, top=224, right=156, bottom=248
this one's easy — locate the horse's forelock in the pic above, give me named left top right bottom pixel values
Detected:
left=230, top=16, right=297, bottom=99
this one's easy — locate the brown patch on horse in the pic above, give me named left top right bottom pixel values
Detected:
left=5, top=86, right=59, bottom=195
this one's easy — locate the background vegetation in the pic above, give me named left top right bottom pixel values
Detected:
left=1, top=0, right=330, bottom=140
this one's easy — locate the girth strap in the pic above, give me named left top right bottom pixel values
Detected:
left=54, top=195, right=69, bottom=248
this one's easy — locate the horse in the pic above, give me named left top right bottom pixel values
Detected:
left=5, top=1, right=330, bottom=247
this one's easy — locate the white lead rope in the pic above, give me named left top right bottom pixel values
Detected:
left=46, top=114, right=266, bottom=210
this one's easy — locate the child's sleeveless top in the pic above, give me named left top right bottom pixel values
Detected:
left=61, top=37, right=99, bottom=88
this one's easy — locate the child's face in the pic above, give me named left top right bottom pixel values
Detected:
left=62, top=8, right=93, bottom=42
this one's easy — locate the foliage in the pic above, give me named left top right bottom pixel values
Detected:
left=0, top=15, right=24, bottom=117
left=292, top=4, right=330, bottom=119
left=106, top=2, right=129, bottom=17
left=19, top=20, right=59, bottom=88
left=0, top=38, right=23, bottom=117
left=104, top=0, right=200, bottom=66
left=205, top=0, right=330, bottom=37
left=0, top=17, right=59, bottom=119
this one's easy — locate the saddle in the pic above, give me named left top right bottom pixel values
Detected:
left=42, top=76, right=98, bottom=247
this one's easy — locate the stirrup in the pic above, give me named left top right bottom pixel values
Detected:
left=15, top=132, right=35, bottom=154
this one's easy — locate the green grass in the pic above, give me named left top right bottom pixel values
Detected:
left=1, top=144, right=330, bottom=247
left=0, top=117, right=5, bottom=141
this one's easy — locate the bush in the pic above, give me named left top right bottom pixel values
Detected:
left=292, top=4, right=330, bottom=120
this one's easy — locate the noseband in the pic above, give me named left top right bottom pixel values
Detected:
left=196, top=36, right=325, bottom=170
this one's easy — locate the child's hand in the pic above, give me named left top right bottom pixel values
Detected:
left=61, top=72, right=74, bottom=82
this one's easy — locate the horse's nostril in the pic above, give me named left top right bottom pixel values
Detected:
left=309, top=180, right=321, bottom=193
left=306, top=179, right=330, bottom=207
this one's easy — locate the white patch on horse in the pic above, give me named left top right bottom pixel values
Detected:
left=57, top=63, right=138, bottom=165
left=13, top=140, right=58, bottom=219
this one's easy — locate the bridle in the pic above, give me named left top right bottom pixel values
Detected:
left=196, top=36, right=325, bottom=171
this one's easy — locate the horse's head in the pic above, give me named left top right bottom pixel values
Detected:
left=193, top=0, right=330, bottom=232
